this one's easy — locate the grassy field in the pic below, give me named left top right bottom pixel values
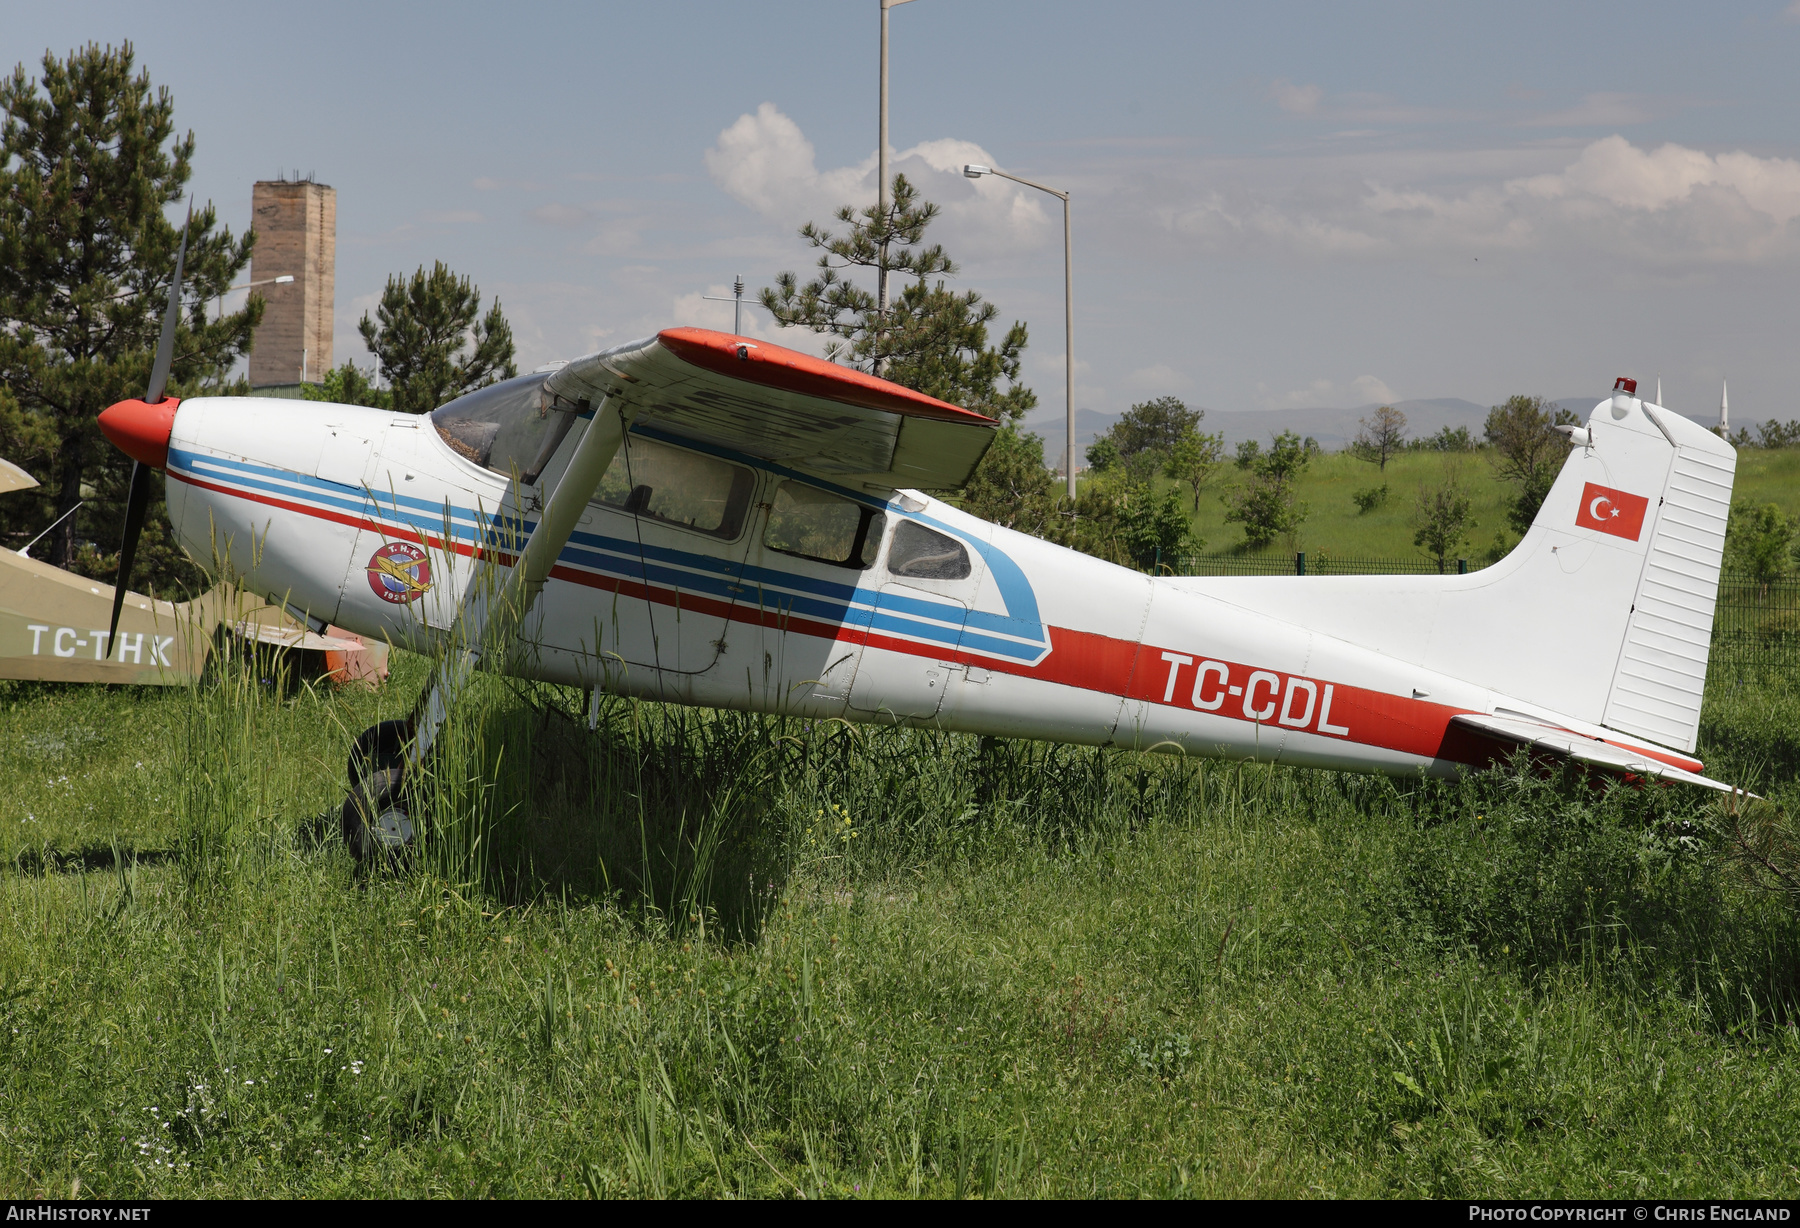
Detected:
left=1173, top=447, right=1800, bottom=561
left=5, top=638, right=1800, bottom=1199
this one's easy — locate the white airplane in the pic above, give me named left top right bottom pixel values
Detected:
left=94, top=233, right=1741, bottom=855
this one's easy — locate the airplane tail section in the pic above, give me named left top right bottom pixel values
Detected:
left=1183, top=386, right=1737, bottom=755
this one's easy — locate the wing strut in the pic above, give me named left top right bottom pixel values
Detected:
left=409, top=397, right=628, bottom=762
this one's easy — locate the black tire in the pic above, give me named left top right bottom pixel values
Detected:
left=348, top=719, right=412, bottom=785
left=340, top=765, right=415, bottom=862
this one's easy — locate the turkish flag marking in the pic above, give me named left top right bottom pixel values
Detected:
left=1574, top=482, right=1650, bottom=541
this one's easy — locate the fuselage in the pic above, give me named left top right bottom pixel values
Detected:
left=159, top=395, right=1702, bottom=782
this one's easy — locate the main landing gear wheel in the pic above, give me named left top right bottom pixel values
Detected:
left=341, top=719, right=416, bottom=863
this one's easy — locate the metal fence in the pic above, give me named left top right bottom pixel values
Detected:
left=1172, top=553, right=1800, bottom=678
left=1171, top=552, right=1479, bottom=577
left=1713, top=575, right=1800, bottom=676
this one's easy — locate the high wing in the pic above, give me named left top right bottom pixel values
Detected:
left=1449, top=712, right=1742, bottom=794
left=0, top=457, right=38, bottom=494
left=543, top=327, right=999, bottom=490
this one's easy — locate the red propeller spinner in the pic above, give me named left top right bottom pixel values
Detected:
left=99, top=396, right=179, bottom=470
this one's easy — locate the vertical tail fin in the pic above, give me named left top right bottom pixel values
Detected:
left=1593, top=396, right=1735, bottom=750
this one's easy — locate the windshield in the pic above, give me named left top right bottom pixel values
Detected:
left=432, top=373, right=588, bottom=484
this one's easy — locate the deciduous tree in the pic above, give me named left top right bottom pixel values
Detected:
left=1725, top=501, right=1796, bottom=593
left=1164, top=422, right=1224, bottom=512
left=1484, top=395, right=1578, bottom=534
left=1352, top=405, right=1407, bottom=471
left=1223, top=430, right=1310, bottom=551
left=1412, top=470, right=1476, bottom=573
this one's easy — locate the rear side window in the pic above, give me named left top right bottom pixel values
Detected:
left=887, top=520, right=971, bottom=580
left=594, top=435, right=754, bottom=539
left=764, top=481, right=884, bottom=569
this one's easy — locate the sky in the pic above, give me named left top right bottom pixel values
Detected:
left=10, top=1, right=1800, bottom=425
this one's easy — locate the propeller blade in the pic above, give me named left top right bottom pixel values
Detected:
left=106, top=460, right=154, bottom=657
left=107, top=200, right=191, bottom=657
left=145, top=201, right=192, bottom=405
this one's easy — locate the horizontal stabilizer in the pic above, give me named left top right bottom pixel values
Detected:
left=1450, top=712, right=1742, bottom=794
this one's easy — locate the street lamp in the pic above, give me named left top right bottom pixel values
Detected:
left=210, top=273, right=296, bottom=321
left=965, top=163, right=1076, bottom=499
left=112, top=273, right=293, bottom=303
left=228, top=274, right=295, bottom=292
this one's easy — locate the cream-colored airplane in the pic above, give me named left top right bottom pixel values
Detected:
left=0, top=455, right=381, bottom=686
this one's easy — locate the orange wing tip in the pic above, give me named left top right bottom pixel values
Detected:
left=656, top=328, right=995, bottom=425
left=99, top=397, right=180, bottom=469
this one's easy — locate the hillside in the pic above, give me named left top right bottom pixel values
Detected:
left=1157, top=446, right=1800, bottom=563
left=1023, top=394, right=1774, bottom=471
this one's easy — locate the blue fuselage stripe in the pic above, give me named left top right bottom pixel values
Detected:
left=175, top=446, right=1048, bottom=661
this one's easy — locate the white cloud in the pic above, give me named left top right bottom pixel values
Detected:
left=1271, top=79, right=1323, bottom=115
left=704, top=103, right=1051, bottom=256
left=1129, top=136, right=1800, bottom=265
left=1509, top=135, right=1800, bottom=223
left=705, top=103, right=870, bottom=220
left=1350, top=375, right=1396, bottom=404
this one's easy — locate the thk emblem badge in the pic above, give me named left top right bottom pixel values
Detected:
left=366, top=541, right=432, bottom=604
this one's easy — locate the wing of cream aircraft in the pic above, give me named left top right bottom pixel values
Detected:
left=92, top=223, right=1741, bottom=857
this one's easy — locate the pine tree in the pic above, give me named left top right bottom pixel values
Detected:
left=0, top=42, right=260, bottom=589
left=759, top=174, right=1034, bottom=420
left=357, top=262, right=516, bottom=413
left=303, top=360, right=388, bottom=409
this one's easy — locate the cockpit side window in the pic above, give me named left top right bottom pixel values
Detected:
left=887, top=520, right=971, bottom=580
left=431, top=373, right=587, bottom=484
left=764, top=481, right=884, bottom=569
left=593, top=435, right=754, bottom=540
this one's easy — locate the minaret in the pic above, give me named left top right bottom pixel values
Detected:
left=1719, top=379, right=1729, bottom=437
left=1655, top=375, right=1662, bottom=406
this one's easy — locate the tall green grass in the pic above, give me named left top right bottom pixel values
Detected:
left=4, top=643, right=1800, bottom=1197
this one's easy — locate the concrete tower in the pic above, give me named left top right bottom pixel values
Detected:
left=248, top=177, right=335, bottom=388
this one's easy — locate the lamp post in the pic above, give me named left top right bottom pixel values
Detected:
left=964, top=163, right=1076, bottom=499
left=878, top=0, right=918, bottom=369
